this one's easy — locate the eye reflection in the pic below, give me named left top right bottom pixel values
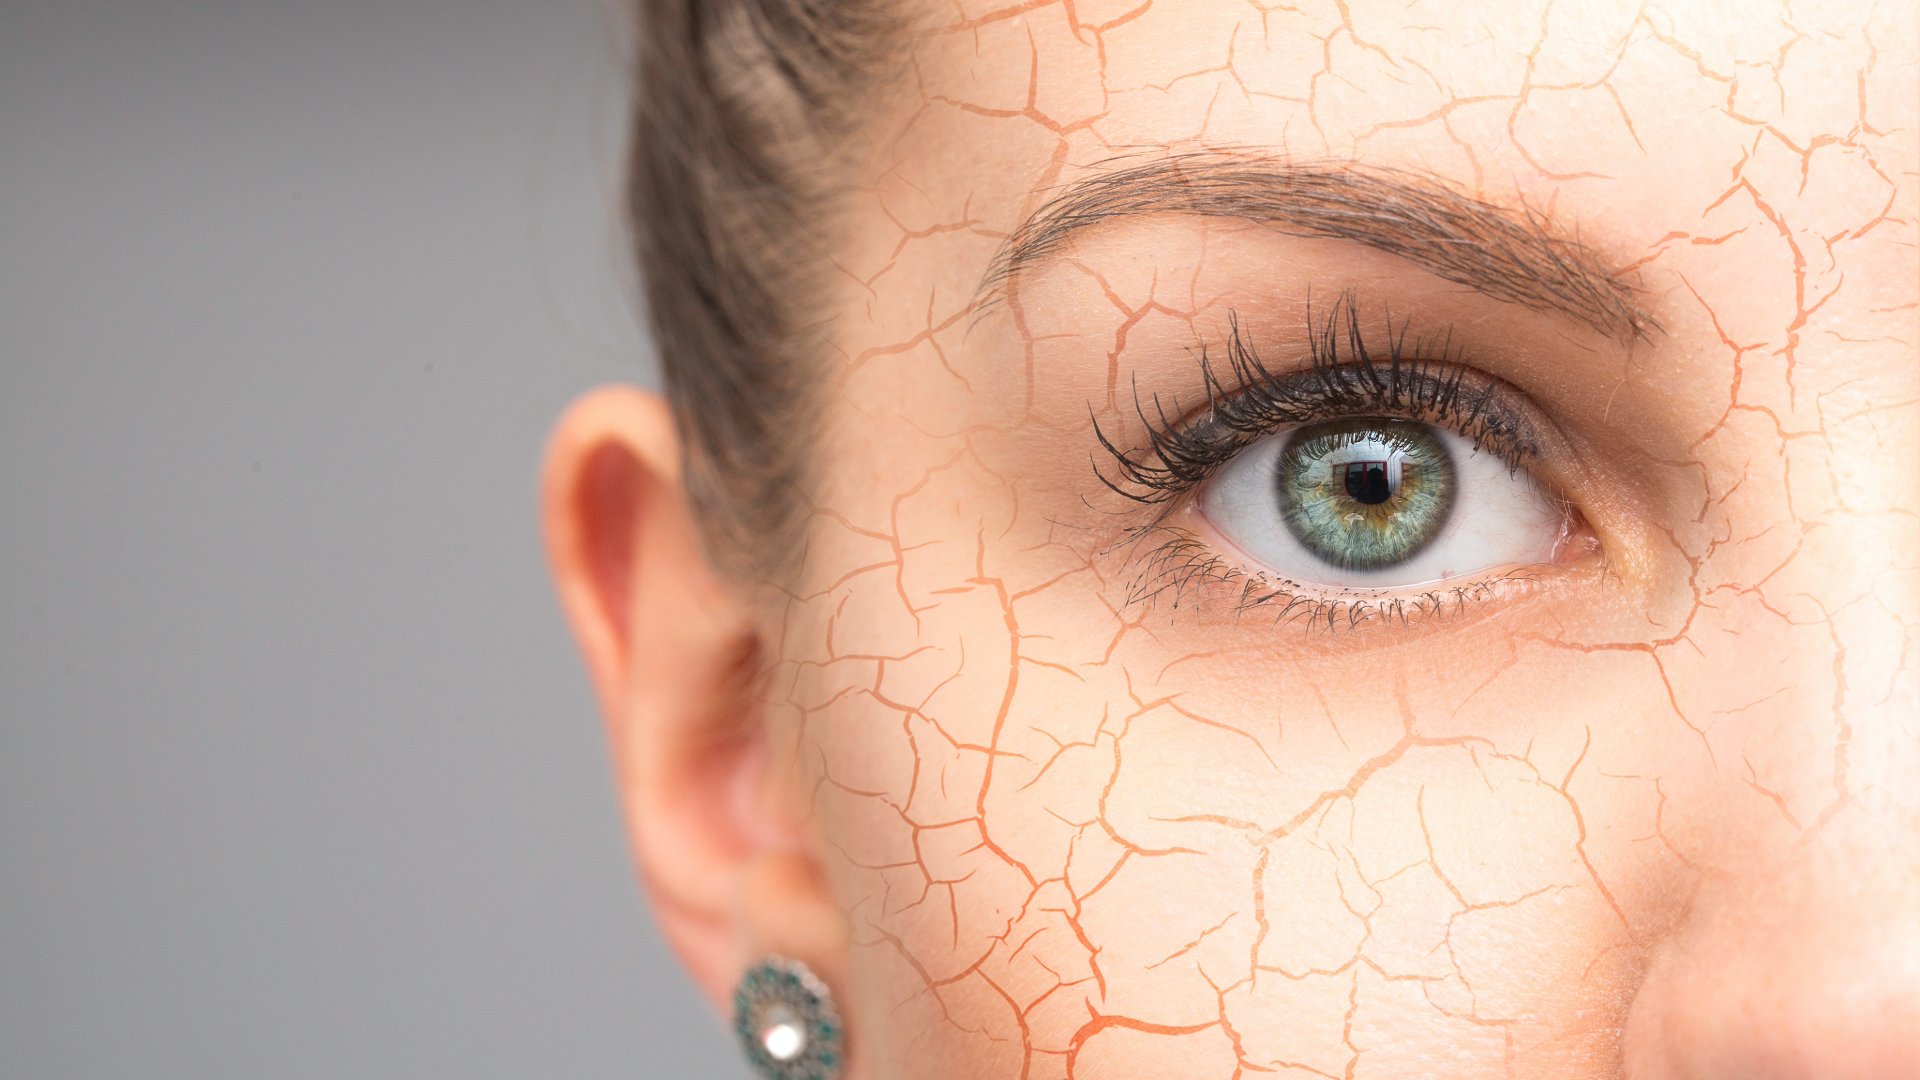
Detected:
left=1343, top=460, right=1391, bottom=504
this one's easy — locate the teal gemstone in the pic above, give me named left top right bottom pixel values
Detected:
left=733, top=957, right=841, bottom=1079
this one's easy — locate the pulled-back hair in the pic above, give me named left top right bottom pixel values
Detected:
left=629, top=1, right=894, bottom=579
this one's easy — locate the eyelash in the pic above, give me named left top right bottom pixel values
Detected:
left=1116, top=525, right=1549, bottom=633
left=1091, top=290, right=1573, bottom=633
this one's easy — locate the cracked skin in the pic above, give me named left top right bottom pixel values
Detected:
left=546, top=1, right=1920, bottom=1077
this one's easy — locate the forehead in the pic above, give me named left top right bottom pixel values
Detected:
left=834, top=0, right=1899, bottom=313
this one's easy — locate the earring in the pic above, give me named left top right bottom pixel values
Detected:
left=732, top=956, right=845, bottom=1080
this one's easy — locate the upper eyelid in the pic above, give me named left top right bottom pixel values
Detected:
left=1179, top=364, right=1542, bottom=463
left=1092, top=295, right=1549, bottom=505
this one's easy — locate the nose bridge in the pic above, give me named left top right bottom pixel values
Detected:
left=1759, top=377, right=1920, bottom=1046
left=1814, top=388, right=1920, bottom=820
left=1624, top=373, right=1920, bottom=1077
left=1833, top=596, right=1920, bottom=828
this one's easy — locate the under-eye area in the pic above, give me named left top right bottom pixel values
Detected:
left=1090, top=291, right=1601, bottom=636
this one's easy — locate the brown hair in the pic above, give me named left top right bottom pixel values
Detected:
left=629, top=1, right=894, bottom=579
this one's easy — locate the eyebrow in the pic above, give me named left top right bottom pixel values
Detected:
left=979, top=154, right=1659, bottom=342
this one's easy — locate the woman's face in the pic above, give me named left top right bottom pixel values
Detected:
left=758, top=2, right=1920, bottom=1077
left=559, top=1, right=1917, bottom=1077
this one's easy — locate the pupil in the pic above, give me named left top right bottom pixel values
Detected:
left=1342, top=461, right=1392, bottom=505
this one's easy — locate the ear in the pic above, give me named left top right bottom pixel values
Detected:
left=540, top=386, right=844, bottom=1013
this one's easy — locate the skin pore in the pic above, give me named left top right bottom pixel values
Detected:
left=545, top=2, right=1919, bottom=1078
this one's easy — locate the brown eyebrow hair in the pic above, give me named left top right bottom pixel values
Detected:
left=980, top=153, right=1660, bottom=342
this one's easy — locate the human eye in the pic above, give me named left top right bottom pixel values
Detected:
left=1094, top=291, right=1599, bottom=631
left=1202, top=413, right=1570, bottom=590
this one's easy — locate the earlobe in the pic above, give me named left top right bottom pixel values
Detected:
left=538, top=386, right=846, bottom=1018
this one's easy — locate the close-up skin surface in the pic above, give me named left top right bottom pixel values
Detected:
left=544, top=2, right=1920, bottom=1078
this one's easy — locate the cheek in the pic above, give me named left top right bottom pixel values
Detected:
left=777, top=455, right=1850, bottom=1077
left=772, top=417, right=1864, bottom=1079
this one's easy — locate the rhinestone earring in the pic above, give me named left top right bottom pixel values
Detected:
left=732, top=956, right=845, bottom=1080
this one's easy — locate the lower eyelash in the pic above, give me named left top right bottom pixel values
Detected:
left=1105, top=522, right=1552, bottom=634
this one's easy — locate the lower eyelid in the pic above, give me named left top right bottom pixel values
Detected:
left=1111, top=514, right=1597, bottom=643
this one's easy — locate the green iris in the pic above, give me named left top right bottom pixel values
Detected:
left=1275, top=418, right=1457, bottom=571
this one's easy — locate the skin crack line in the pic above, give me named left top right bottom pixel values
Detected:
left=546, top=3, right=1920, bottom=1079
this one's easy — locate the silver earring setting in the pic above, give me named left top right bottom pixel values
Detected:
left=732, top=956, right=844, bottom=1080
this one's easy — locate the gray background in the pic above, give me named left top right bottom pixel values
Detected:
left=1, top=1, right=746, bottom=1075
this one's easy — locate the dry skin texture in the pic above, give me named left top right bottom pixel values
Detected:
left=677, top=2, right=1918, bottom=1077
